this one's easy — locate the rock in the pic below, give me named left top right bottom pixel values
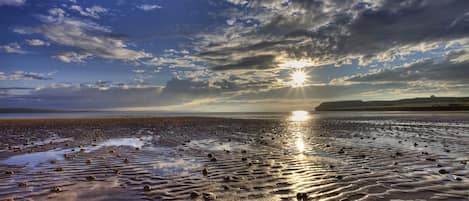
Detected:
left=222, top=185, right=229, bottom=190
left=438, top=169, right=449, bottom=174
left=223, top=176, right=233, bottom=182
left=86, top=175, right=96, bottom=181
left=5, top=170, right=14, bottom=175
left=18, top=182, right=28, bottom=187
left=190, top=191, right=201, bottom=198
left=123, top=158, right=129, bottom=163
left=202, top=192, right=216, bottom=201
left=296, top=192, right=307, bottom=200
left=336, top=175, right=344, bottom=180
left=114, top=169, right=121, bottom=175
left=207, top=153, right=213, bottom=158
left=143, top=185, right=151, bottom=191
left=86, top=159, right=93, bottom=164
left=55, top=167, right=64, bottom=171
left=210, top=157, right=217, bottom=162
left=50, top=186, right=62, bottom=193
left=241, top=157, right=247, bottom=161
left=202, top=168, right=208, bottom=176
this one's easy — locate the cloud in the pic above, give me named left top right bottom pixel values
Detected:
left=346, top=50, right=469, bottom=84
left=0, top=0, right=25, bottom=6
left=25, top=39, right=49, bottom=46
left=136, top=4, right=162, bottom=11
left=15, top=8, right=152, bottom=62
left=0, top=71, right=53, bottom=80
left=195, top=0, right=469, bottom=70
left=70, top=5, right=108, bottom=19
left=0, top=43, right=26, bottom=54
left=53, top=52, right=92, bottom=63
left=212, top=54, right=278, bottom=71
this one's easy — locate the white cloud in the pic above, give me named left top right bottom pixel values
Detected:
left=136, top=4, right=162, bottom=11
left=0, top=43, right=26, bottom=54
left=25, top=39, right=49, bottom=46
left=0, top=71, right=52, bottom=80
left=53, top=52, right=92, bottom=63
left=70, top=5, right=108, bottom=19
left=16, top=8, right=152, bottom=62
left=0, top=0, right=25, bottom=6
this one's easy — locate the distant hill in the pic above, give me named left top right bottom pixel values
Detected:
left=0, top=108, right=83, bottom=113
left=315, top=96, right=469, bottom=111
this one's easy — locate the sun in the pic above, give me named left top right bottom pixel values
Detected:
left=291, top=69, right=307, bottom=87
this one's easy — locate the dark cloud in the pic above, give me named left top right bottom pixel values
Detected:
left=347, top=51, right=469, bottom=83
left=212, top=54, right=278, bottom=70
left=199, top=0, right=469, bottom=69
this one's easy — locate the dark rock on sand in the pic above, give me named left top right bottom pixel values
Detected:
left=55, top=167, right=64, bottom=171
left=202, top=168, right=208, bottom=176
left=143, top=185, right=151, bottom=191
left=86, top=175, right=96, bottom=181
left=17, top=182, right=28, bottom=187
left=5, top=171, right=14, bottom=175
left=296, top=192, right=308, bottom=200
left=50, top=186, right=62, bottom=193
left=202, top=192, right=216, bottom=201
left=190, top=191, right=201, bottom=198
left=438, top=169, right=449, bottom=174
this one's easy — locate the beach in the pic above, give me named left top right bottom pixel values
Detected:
left=1, top=112, right=468, bottom=201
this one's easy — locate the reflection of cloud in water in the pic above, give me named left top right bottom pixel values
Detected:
left=152, top=158, right=201, bottom=176
left=0, top=137, right=153, bottom=167
left=184, top=139, right=250, bottom=151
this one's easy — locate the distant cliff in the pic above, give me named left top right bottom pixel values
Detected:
left=315, top=97, right=469, bottom=111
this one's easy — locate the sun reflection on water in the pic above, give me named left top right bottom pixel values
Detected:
left=289, top=110, right=311, bottom=122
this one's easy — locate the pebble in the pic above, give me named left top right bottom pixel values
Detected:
left=17, top=182, right=28, bottom=187
left=86, top=175, right=96, bottom=181
left=190, top=191, right=201, bottom=198
left=50, top=186, right=62, bottom=193
left=202, top=192, right=216, bottom=201
left=143, top=185, right=151, bottom=191
left=438, top=169, right=449, bottom=174
left=55, top=167, right=64, bottom=171
left=296, top=192, right=308, bottom=200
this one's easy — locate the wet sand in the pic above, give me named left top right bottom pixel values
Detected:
left=0, top=114, right=469, bottom=201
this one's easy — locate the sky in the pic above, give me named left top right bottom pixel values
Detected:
left=1, top=0, right=469, bottom=112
